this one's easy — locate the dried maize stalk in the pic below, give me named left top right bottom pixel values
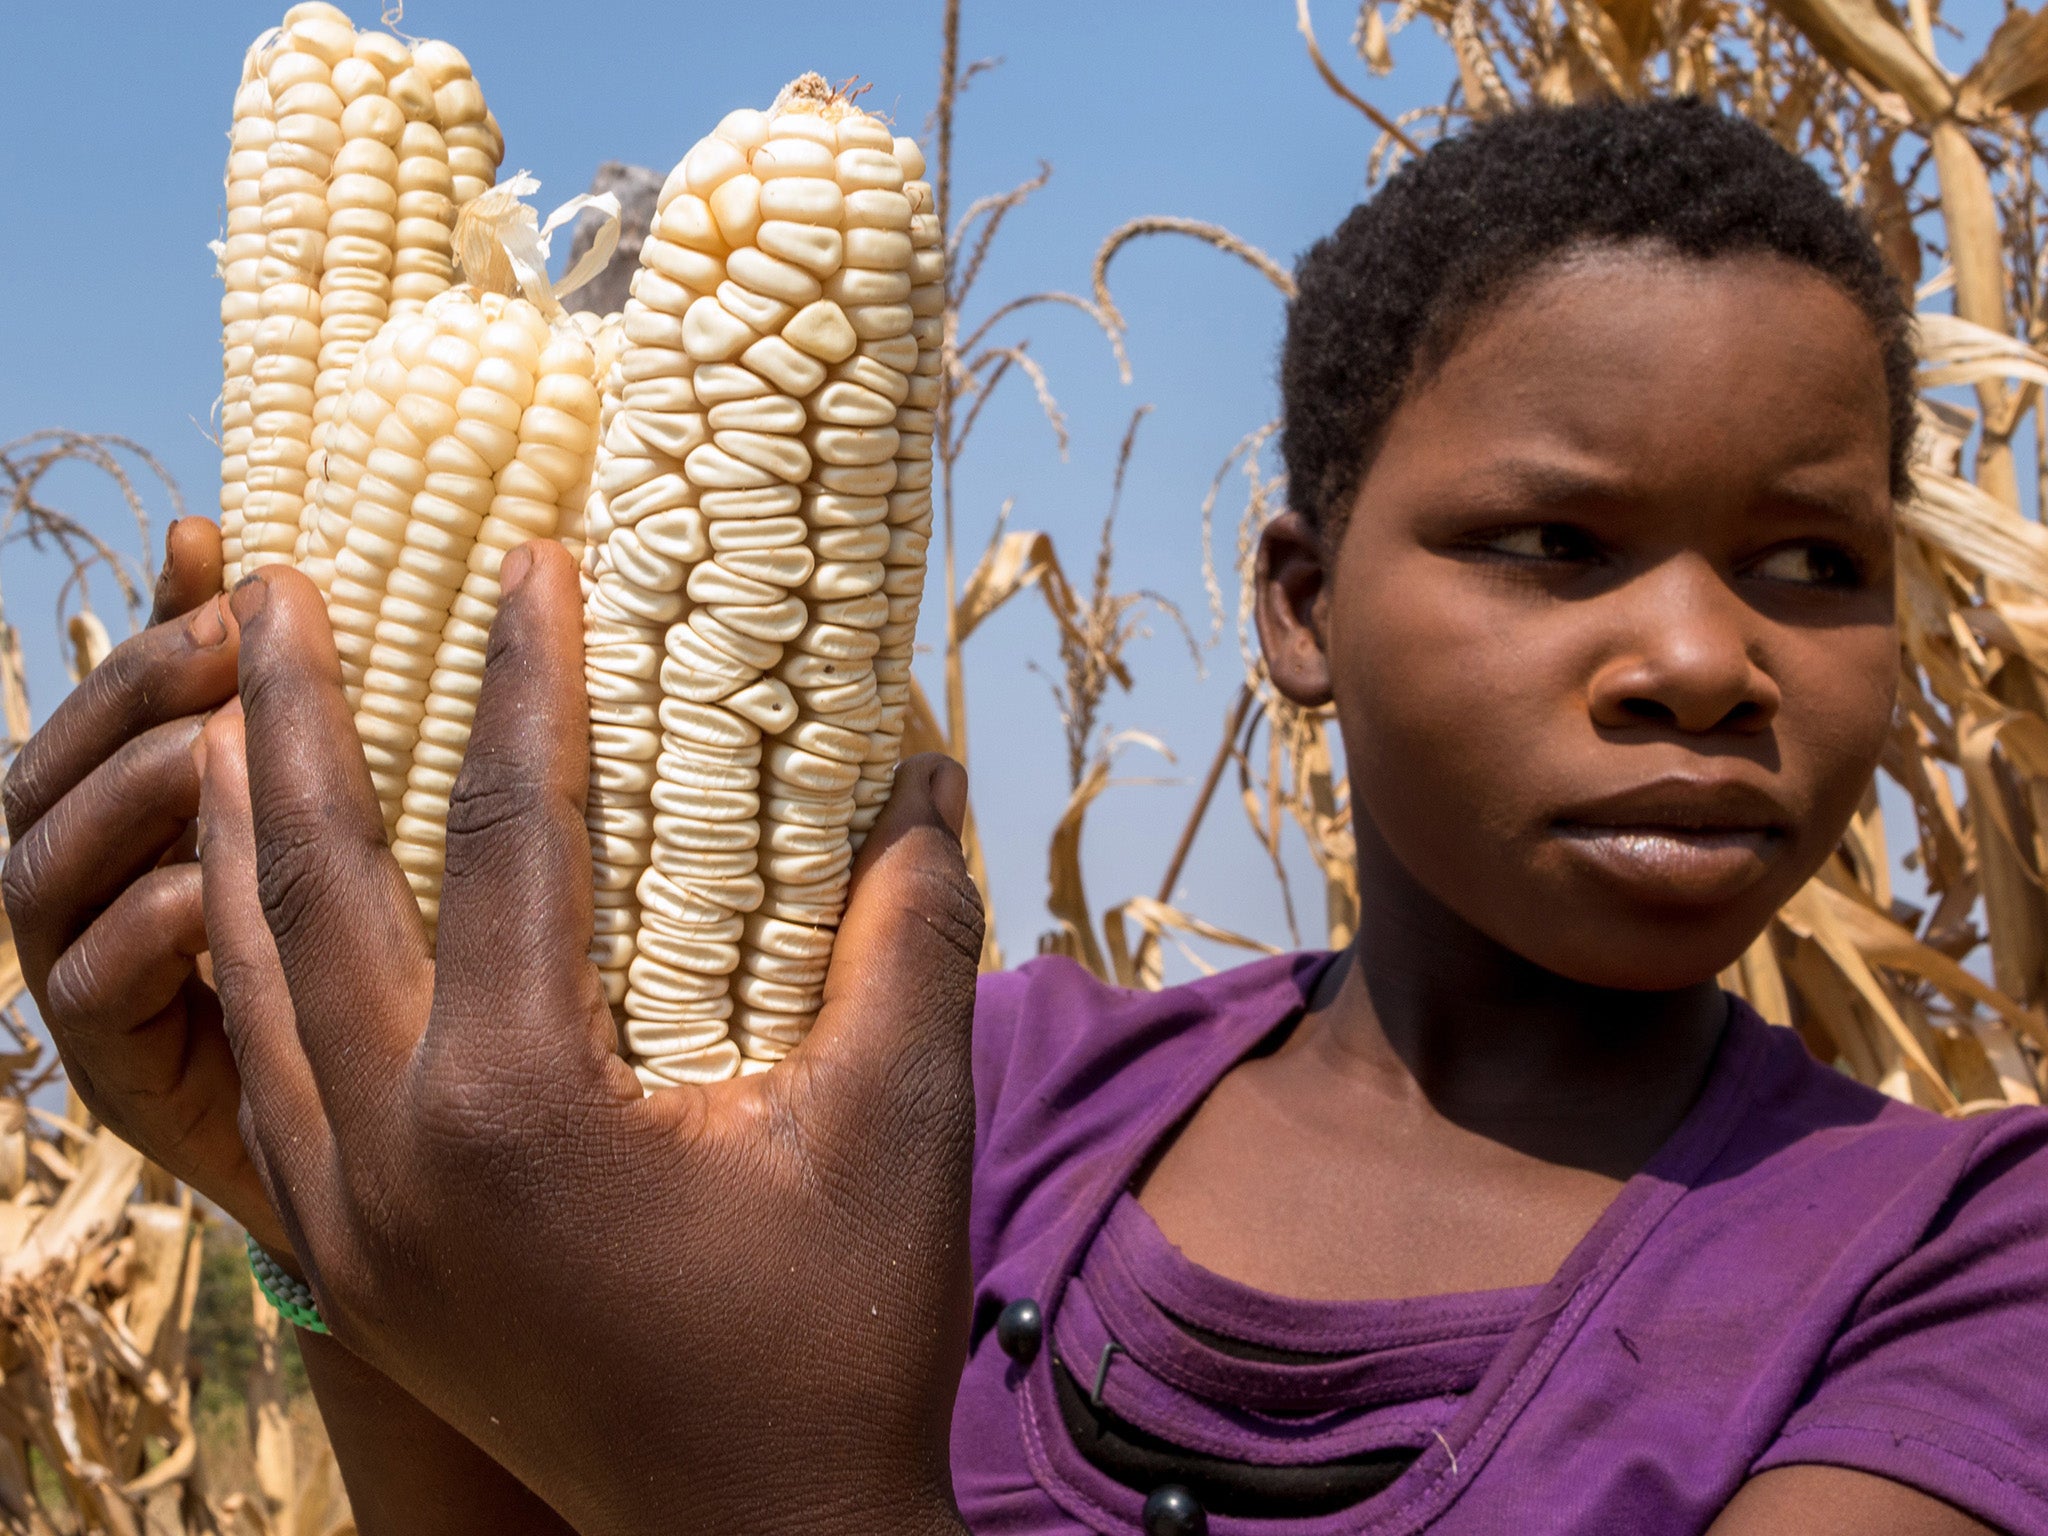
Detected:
left=582, top=75, right=941, bottom=1089
left=297, top=180, right=613, bottom=934
left=217, top=3, right=503, bottom=587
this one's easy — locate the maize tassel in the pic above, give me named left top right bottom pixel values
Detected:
left=583, top=75, right=940, bottom=1089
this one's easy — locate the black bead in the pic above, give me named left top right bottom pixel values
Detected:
left=995, top=1298, right=1043, bottom=1365
left=1142, top=1484, right=1206, bottom=1536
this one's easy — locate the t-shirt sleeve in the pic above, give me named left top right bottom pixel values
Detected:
left=1751, top=1112, right=2048, bottom=1535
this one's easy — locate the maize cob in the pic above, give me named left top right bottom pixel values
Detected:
left=232, top=4, right=351, bottom=580
left=582, top=75, right=941, bottom=1089
left=218, top=53, right=274, bottom=584
left=300, top=184, right=607, bottom=933
left=218, top=6, right=502, bottom=587
left=308, top=28, right=404, bottom=466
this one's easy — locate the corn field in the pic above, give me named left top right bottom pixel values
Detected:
left=3, top=0, right=2048, bottom=1527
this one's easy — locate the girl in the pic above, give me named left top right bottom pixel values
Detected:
left=8, top=98, right=2046, bottom=1536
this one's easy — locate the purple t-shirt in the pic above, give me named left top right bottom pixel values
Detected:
left=951, top=952, right=2048, bottom=1534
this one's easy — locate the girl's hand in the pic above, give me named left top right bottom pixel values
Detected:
left=197, top=544, right=981, bottom=1536
left=2, top=521, right=582, bottom=1535
left=0, top=518, right=284, bottom=1240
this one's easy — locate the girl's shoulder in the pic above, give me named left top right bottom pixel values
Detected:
left=1724, top=1004, right=2048, bottom=1211
left=966, top=952, right=1331, bottom=1282
left=970, top=952, right=1328, bottom=1154
left=1671, top=1014, right=2048, bottom=1529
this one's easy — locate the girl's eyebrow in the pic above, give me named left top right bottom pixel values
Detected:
left=1442, top=457, right=1889, bottom=531
left=1440, top=458, right=1636, bottom=516
left=1751, top=481, right=1893, bottom=534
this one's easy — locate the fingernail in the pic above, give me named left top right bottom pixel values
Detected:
left=500, top=542, right=534, bottom=595
left=158, top=528, right=178, bottom=587
left=188, top=596, right=227, bottom=649
left=229, top=573, right=268, bottom=625
left=932, top=757, right=968, bottom=839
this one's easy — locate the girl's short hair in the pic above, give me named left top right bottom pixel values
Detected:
left=1279, top=97, right=1917, bottom=536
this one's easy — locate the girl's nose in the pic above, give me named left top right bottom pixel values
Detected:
left=1586, top=558, right=1781, bottom=736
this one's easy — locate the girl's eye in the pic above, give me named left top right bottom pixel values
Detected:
left=1480, top=523, right=1600, bottom=563
left=1748, top=543, right=1862, bottom=588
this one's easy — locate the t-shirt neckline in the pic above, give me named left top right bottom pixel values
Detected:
left=1103, top=1190, right=1541, bottom=1359
left=1014, top=952, right=1772, bottom=1535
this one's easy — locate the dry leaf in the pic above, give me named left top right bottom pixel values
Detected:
left=64, top=611, right=111, bottom=686
left=1779, top=882, right=1960, bottom=1110
left=1357, top=2, right=1393, bottom=72
left=1770, top=0, right=1954, bottom=121
left=0, top=624, right=30, bottom=757
left=1595, top=0, right=1658, bottom=63
left=1105, top=895, right=1281, bottom=990
left=1959, top=5, right=2048, bottom=118
left=1916, top=310, right=2048, bottom=392
left=1042, top=754, right=1112, bottom=979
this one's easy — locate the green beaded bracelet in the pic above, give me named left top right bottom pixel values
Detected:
left=246, top=1234, right=330, bottom=1335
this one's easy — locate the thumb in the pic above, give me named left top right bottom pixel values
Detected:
left=149, top=517, right=225, bottom=626
left=788, top=754, right=982, bottom=1134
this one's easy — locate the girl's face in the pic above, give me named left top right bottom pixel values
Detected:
left=1260, top=249, right=1898, bottom=991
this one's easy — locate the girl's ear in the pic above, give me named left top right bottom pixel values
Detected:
left=1256, top=511, right=1335, bottom=709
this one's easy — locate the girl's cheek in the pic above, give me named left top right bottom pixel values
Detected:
left=1339, top=616, right=1567, bottom=847
left=1782, top=620, right=1898, bottom=819
left=1340, top=554, right=1562, bottom=728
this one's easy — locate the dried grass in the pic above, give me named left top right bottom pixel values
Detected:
left=0, top=434, right=166, bottom=754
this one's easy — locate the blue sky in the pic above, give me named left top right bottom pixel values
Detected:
left=3, top=0, right=1459, bottom=968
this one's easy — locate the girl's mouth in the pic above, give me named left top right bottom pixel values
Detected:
left=1549, top=780, right=1789, bottom=904
left=1551, top=823, right=1783, bottom=904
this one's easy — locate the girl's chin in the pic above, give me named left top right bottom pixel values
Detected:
left=1482, top=859, right=1786, bottom=993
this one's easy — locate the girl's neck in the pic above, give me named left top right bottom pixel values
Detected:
left=1301, top=818, right=1730, bottom=1177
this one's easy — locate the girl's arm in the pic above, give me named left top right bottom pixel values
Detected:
left=0, top=518, right=572, bottom=1535
left=191, top=547, right=980, bottom=1536
left=299, top=1333, right=575, bottom=1534
left=1711, top=1468, right=1998, bottom=1534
